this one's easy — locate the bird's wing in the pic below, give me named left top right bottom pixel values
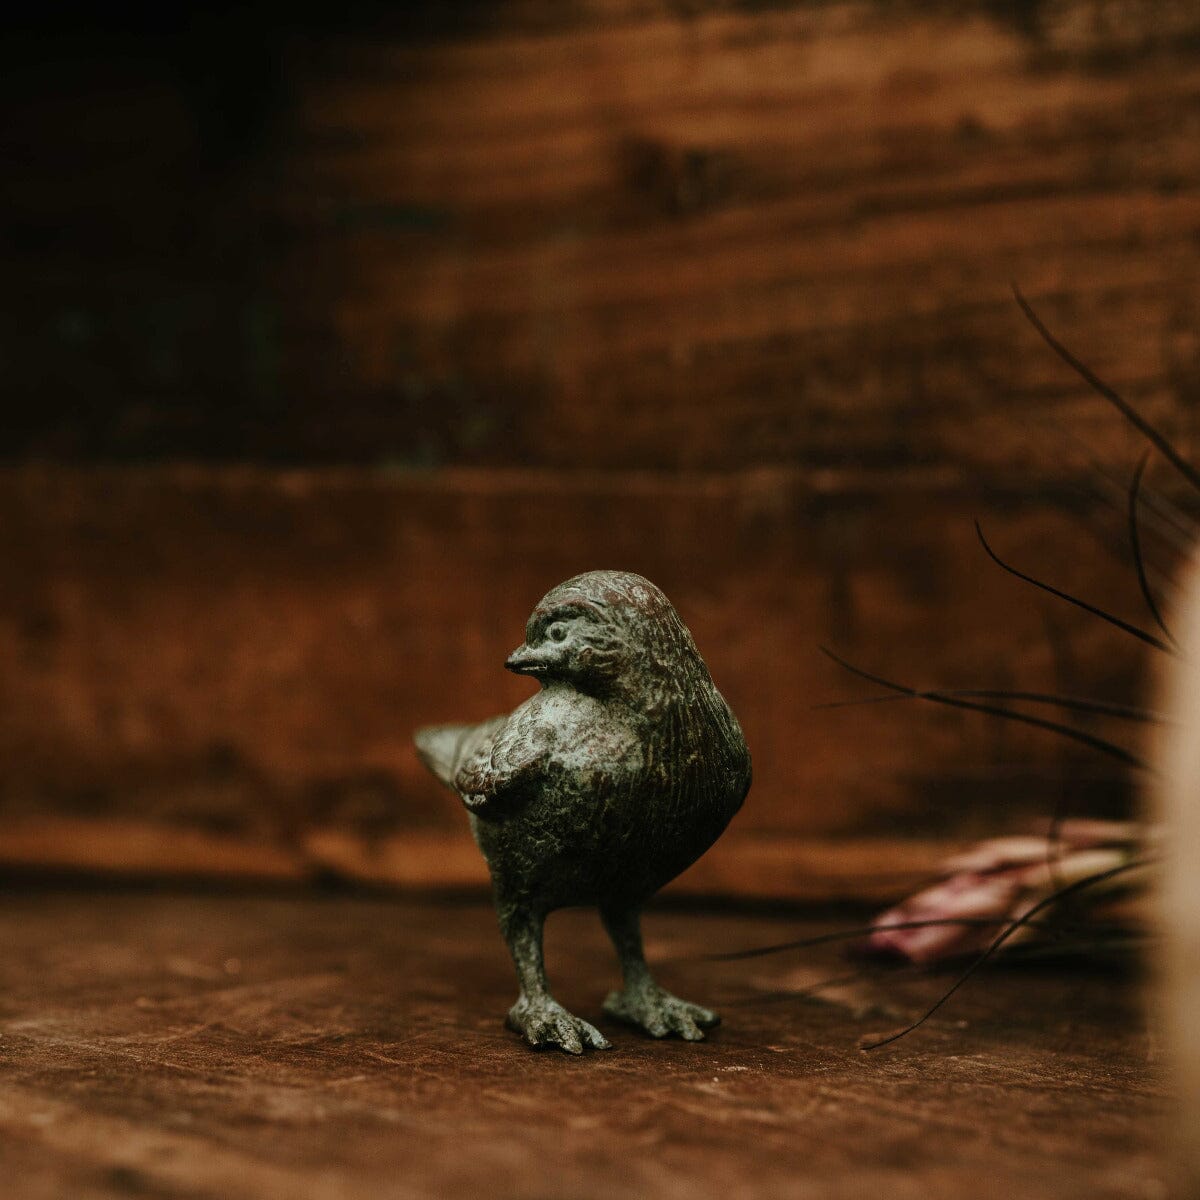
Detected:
left=454, top=705, right=556, bottom=812
left=415, top=707, right=554, bottom=815
left=413, top=717, right=507, bottom=790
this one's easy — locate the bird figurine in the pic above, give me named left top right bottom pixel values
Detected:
left=414, top=569, right=752, bottom=1054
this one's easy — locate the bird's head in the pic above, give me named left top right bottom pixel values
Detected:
left=504, top=570, right=709, bottom=701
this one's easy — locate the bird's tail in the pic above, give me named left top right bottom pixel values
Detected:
left=413, top=724, right=475, bottom=789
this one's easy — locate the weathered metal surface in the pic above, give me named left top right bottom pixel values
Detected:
left=416, top=570, right=752, bottom=1052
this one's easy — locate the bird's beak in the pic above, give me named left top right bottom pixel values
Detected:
left=505, top=644, right=548, bottom=676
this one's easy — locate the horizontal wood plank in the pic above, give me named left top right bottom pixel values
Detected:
left=0, top=464, right=1159, bottom=892
left=4, top=3, right=1200, bottom=472
left=5, top=1, right=1196, bottom=892
left=0, top=816, right=956, bottom=902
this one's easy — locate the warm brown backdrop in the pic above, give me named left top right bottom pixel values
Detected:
left=3, top=0, right=1199, bottom=898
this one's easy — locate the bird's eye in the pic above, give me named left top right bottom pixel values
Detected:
left=547, top=622, right=569, bottom=644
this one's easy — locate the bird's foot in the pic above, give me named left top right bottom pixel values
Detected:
left=603, top=982, right=720, bottom=1041
left=506, top=995, right=611, bottom=1055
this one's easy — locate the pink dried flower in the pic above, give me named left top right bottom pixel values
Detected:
left=865, top=820, right=1142, bottom=966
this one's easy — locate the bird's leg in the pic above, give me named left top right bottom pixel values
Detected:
left=601, top=905, right=720, bottom=1041
left=498, top=901, right=611, bottom=1055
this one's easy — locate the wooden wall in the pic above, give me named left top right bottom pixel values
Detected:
left=3, top=1, right=1199, bottom=899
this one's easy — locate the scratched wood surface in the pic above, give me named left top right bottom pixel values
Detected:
left=0, top=888, right=1162, bottom=1200
left=4, top=1, right=1200, bottom=892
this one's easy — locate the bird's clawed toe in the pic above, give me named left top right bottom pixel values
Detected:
left=603, top=984, right=720, bottom=1041
left=506, top=996, right=612, bottom=1054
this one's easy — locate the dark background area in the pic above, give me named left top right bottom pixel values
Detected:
left=2, top=0, right=1197, bottom=896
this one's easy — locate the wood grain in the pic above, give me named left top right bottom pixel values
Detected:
left=0, top=464, right=1161, bottom=894
left=5, top=3, right=1200, bottom=472
left=4, top=1, right=1199, bottom=891
left=0, top=816, right=957, bottom=903
left=0, top=889, right=1162, bottom=1200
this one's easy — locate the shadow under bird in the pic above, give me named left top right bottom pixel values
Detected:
left=415, top=570, right=752, bottom=1053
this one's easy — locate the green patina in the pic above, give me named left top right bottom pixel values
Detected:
left=415, top=570, right=752, bottom=1054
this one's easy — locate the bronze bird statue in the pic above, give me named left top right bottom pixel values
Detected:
left=415, top=570, right=751, bottom=1054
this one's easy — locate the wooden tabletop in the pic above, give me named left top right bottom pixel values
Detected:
left=0, top=889, right=1162, bottom=1199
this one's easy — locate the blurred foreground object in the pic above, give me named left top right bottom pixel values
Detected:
left=1153, top=553, right=1200, bottom=1196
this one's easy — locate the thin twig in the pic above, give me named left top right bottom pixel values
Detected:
left=1013, top=284, right=1200, bottom=496
left=699, top=918, right=1058, bottom=963
left=820, top=646, right=1149, bottom=772
left=1128, top=452, right=1178, bottom=647
left=975, top=521, right=1172, bottom=654
left=860, top=858, right=1151, bottom=1050
left=815, top=688, right=1164, bottom=724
